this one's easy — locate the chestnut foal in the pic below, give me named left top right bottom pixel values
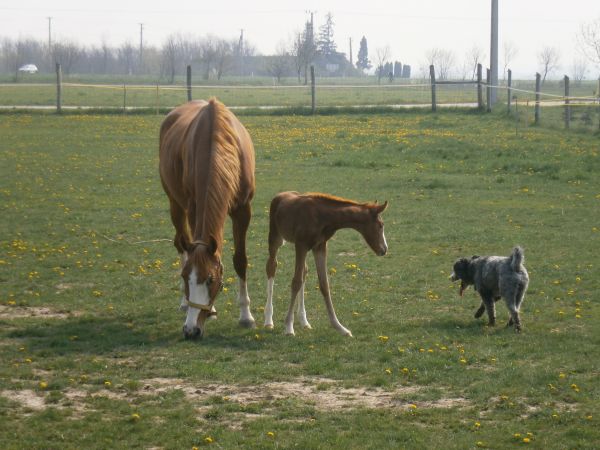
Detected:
left=264, top=192, right=388, bottom=336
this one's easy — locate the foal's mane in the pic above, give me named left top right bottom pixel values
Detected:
left=305, top=192, right=377, bottom=208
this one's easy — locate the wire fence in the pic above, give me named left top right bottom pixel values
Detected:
left=1, top=66, right=599, bottom=133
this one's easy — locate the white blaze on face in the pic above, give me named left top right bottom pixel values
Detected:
left=381, top=228, right=388, bottom=254
left=184, top=268, right=210, bottom=331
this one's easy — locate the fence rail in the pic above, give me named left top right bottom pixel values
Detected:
left=1, top=64, right=599, bottom=131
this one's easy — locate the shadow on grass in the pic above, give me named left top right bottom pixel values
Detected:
left=4, top=313, right=271, bottom=357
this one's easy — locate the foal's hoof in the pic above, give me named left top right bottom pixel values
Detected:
left=264, top=323, right=274, bottom=330
left=239, top=318, right=256, bottom=329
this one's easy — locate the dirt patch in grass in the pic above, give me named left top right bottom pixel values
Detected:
left=140, top=377, right=467, bottom=411
left=1, top=389, right=46, bottom=411
left=0, top=305, right=81, bottom=320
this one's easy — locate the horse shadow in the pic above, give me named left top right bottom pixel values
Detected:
left=5, top=313, right=271, bottom=357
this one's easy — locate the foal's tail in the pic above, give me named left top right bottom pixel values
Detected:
left=510, top=246, right=525, bottom=272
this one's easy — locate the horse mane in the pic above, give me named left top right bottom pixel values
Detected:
left=192, top=98, right=241, bottom=251
left=304, top=192, right=377, bottom=208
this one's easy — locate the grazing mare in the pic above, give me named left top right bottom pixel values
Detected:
left=159, top=99, right=256, bottom=339
left=264, top=192, right=388, bottom=336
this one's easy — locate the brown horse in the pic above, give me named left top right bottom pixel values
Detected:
left=264, top=192, right=388, bottom=336
left=159, top=99, right=256, bottom=339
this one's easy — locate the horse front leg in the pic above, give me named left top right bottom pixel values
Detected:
left=231, top=203, right=256, bottom=328
left=296, top=260, right=311, bottom=329
left=313, top=243, right=352, bottom=337
left=285, top=245, right=308, bottom=336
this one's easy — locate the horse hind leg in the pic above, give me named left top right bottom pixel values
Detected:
left=313, top=243, right=352, bottom=337
left=231, top=203, right=255, bottom=328
left=284, top=245, right=308, bottom=336
left=264, top=215, right=284, bottom=329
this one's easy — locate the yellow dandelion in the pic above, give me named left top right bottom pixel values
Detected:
left=131, top=413, right=141, bottom=421
left=559, top=373, right=566, bottom=379
left=523, top=437, right=531, bottom=443
left=408, top=404, right=417, bottom=409
left=267, top=431, right=275, bottom=438
left=204, top=437, right=213, bottom=444
left=402, top=367, right=409, bottom=374
left=378, top=335, right=389, bottom=343
left=39, top=381, right=48, bottom=389
left=514, top=433, right=521, bottom=438
left=459, top=358, right=467, bottom=364
left=385, top=368, right=392, bottom=375
left=104, top=380, right=112, bottom=387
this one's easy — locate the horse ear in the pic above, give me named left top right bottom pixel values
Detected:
left=376, top=201, right=388, bottom=214
left=208, top=236, right=218, bottom=255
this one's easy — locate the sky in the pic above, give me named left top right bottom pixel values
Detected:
left=1, top=0, right=599, bottom=78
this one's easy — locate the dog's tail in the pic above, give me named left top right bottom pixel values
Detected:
left=510, top=246, right=525, bottom=272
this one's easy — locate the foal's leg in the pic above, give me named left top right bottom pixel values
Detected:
left=264, top=225, right=283, bottom=329
left=230, top=203, right=255, bottom=328
left=296, top=261, right=311, bottom=329
left=313, top=242, right=352, bottom=337
left=284, top=245, right=308, bottom=336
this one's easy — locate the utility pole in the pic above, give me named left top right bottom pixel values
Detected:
left=349, top=37, right=353, bottom=66
left=238, top=29, right=244, bottom=76
left=139, top=23, right=144, bottom=71
left=47, top=17, right=52, bottom=50
left=490, top=0, right=499, bottom=105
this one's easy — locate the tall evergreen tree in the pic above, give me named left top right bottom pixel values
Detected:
left=356, top=36, right=371, bottom=72
left=317, top=12, right=337, bottom=57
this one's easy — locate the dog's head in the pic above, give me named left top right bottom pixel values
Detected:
left=450, top=256, right=478, bottom=296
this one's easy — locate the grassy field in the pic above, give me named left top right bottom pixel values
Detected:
left=0, top=109, right=599, bottom=449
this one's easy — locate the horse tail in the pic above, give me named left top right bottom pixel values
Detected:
left=206, top=97, right=241, bottom=211
left=510, top=246, right=525, bottom=272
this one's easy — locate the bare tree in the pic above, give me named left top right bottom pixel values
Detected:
left=214, top=39, right=234, bottom=80
left=160, top=36, right=179, bottom=83
left=374, top=45, right=390, bottom=84
left=198, top=36, right=218, bottom=80
left=502, top=41, right=518, bottom=81
left=425, top=48, right=455, bottom=80
left=538, top=46, right=560, bottom=84
left=466, top=45, right=486, bottom=80
left=267, top=41, right=291, bottom=83
left=578, top=18, right=600, bottom=67
left=571, top=58, right=588, bottom=85
left=52, top=40, right=82, bottom=75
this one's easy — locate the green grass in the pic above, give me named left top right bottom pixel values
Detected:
left=0, top=110, right=599, bottom=449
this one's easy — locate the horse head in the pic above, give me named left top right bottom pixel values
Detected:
left=181, top=237, right=224, bottom=339
left=362, top=201, right=388, bottom=256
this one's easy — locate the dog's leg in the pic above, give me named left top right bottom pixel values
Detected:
left=474, top=302, right=486, bottom=319
left=481, top=293, right=496, bottom=326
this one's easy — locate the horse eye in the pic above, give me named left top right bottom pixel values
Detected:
left=207, top=276, right=213, bottom=286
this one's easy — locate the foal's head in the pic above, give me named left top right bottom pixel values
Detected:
left=181, top=238, right=224, bottom=339
left=361, top=201, right=389, bottom=256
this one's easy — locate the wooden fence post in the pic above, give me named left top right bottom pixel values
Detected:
left=534, top=73, right=541, bottom=124
left=156, top=84, right=159, bottom=115
left=564, top=75, right=570, bottom=130
left=186, top=65, right=192, bottom=101
left=56, top=63, right=62, bottom=113
left=477, top=63, right=483, bottom=110
left=310, top=65, right=316, bottom=114
left=429, top=65, right=437, bottom=112
left=597, top=77, right=600, bottom=131
left=507, top=69, right=512, bottom=113
left=486, top=68, right=492, bottom=112
left=123, top=84, right=127, bottom=113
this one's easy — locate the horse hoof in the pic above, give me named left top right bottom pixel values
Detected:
left=238, top=319, right=256, bottom=329
left=303, top=324, right=312, bottom=330
left=264, top=323, right=274, bottom=330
